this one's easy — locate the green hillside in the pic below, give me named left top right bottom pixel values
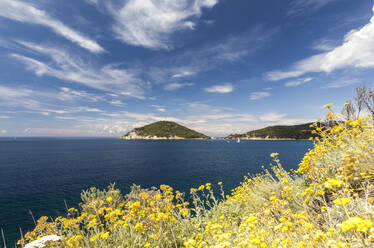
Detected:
left=226, top=123, right=317, bottom=140
left=122, top=121, right=210, bottom=139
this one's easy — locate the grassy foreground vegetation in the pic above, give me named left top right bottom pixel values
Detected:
left=16, top=106, right=374, bottom=247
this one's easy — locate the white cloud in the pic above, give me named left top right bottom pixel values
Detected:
left=55, top=116, right=79, bottom=120
left=0, top=85, right=46, bottom=111
left=107, top=93, right=119, bottom=97
left=58, top=87, right=103, bottom=102
left=0, top=84, right=128, bottom=118
left=74, top=107, right=103, bottom=113
left=259, top=113, right=287, bottom=122
left=284, top=77, right=313, bottom=87
left=0, top=0, right=104, bottom=53
left=86, top=0, right=99, bottom=6
left=11, top=41, right=145, bottom=98
left=23, top=128, right=31, bottom=133
left=183, top=102, right=233, bottom=114
left=146, top=26, right=277, bottom=84
left=151, top=105, right=166, bottom=112
left=172, top=70, right=195, bottom=78
left=192, top=28, right=275, bottom=63
left=0, top=85, right=32, bottom=98
left=164, top=82, right=194, bottom=91
left=322, top=78, right=360, bottom=88
left=205, top=83, right=233, bottom=94
left=0, top=129, right=7, bottom=134
left=164, top=83, right=183, bottom=91
left=312, top=38, right=339, bottom=52
left=287, top=0, right=338, bottom=16
left=249, top=91, right=270, bottom=100
left=266, top=7, right=374, bottom=81
left=109, top=100, right=125, bottom=106
left=21, top=127, right=101, bottom=137
left=0, top=85, right=111, bottom=116
left=109, top=0, right=218, bottom=49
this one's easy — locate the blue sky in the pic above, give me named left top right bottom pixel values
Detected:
left=0, top=0, right=373, bottom=137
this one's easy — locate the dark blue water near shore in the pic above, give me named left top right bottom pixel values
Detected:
left=0, top=138, right=312, bottom=246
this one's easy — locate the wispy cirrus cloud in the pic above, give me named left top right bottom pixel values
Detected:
left=147, top=40, right=234, bottom=83
left=147, top=26, right=278, bottom=84
left=205, top=83, right=234, bottom=94
left=0, top=85, right=126, bottom=117
left=284, top=77, right=313, bottom=87
left=183, top=101, right=233, bottom=114
left=249, top=91, right=270, bottom=100
left=259, top=113, right=287, bottom=122
left=0, top=85, right=81, bottom=114
left=106, top=0, right=219, bottom=49
left=20, top=127, right=102, bottom=137
left=151, top=105, right=166, bottom=112
left=0, top=85, right=45, bottom=112
left=287, top=0, right=338, bottom=16
left=0, top=0, right=104, bottom=53
left=322, top=78, right=360, bottom=89
left=172, top=70, right=195, bottom=78
left=164, top=82, right=194, bottom=91
left=86, top=0, right=99, bottom=6
left=312, top=38, right=339, bottom=52
left=266, top=7, right=374, bottom=81
left=109, top=100, right=126, bottom=106
left=180, top=26, right=277, bottom=65
left=58, top=87, right=103, bottom=102
left=58, top=87, right=126, bottom=106
left=10, top=41, right=145, bottom=98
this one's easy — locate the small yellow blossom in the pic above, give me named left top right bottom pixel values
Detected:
left=334, top=197, right=351, bottom=206
left=323, top=103, right=333, bottom=109
left=270, top=152, right=279, bottom=158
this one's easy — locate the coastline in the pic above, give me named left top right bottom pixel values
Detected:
left=121, top=137, right=308, bottom=141
left=224, top=137, right=309, bottom=141
left=121, top=136, right=210, bottom=140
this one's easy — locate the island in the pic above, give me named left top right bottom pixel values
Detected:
left=225, top=123, right=317, bottom=140
left=121, top=121, right=211, bottom=140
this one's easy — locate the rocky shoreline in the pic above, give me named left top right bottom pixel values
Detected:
left=226, top=137, right=304, bottom=141
left=121, top=131, right=208, bottom=140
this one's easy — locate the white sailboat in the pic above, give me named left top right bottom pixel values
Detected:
left=237, top=138, right=240, bottom=143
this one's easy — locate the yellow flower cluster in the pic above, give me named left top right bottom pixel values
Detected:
left=18, top=111, right=374, bottom=248
left=338, top=217, right=374, bottom=233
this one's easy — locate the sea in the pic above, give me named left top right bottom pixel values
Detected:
left=0, top=138, right=313, bottom=246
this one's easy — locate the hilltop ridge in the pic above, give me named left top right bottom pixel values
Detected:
left=121, top=121, right=210, bottom=140
left=225, top=123, right=317, bottom=140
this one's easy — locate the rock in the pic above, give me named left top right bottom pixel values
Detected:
left=25, top=235, right=62, bottom=248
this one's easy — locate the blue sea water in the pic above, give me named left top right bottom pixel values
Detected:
left=0, top=138, right=312, bottom=246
